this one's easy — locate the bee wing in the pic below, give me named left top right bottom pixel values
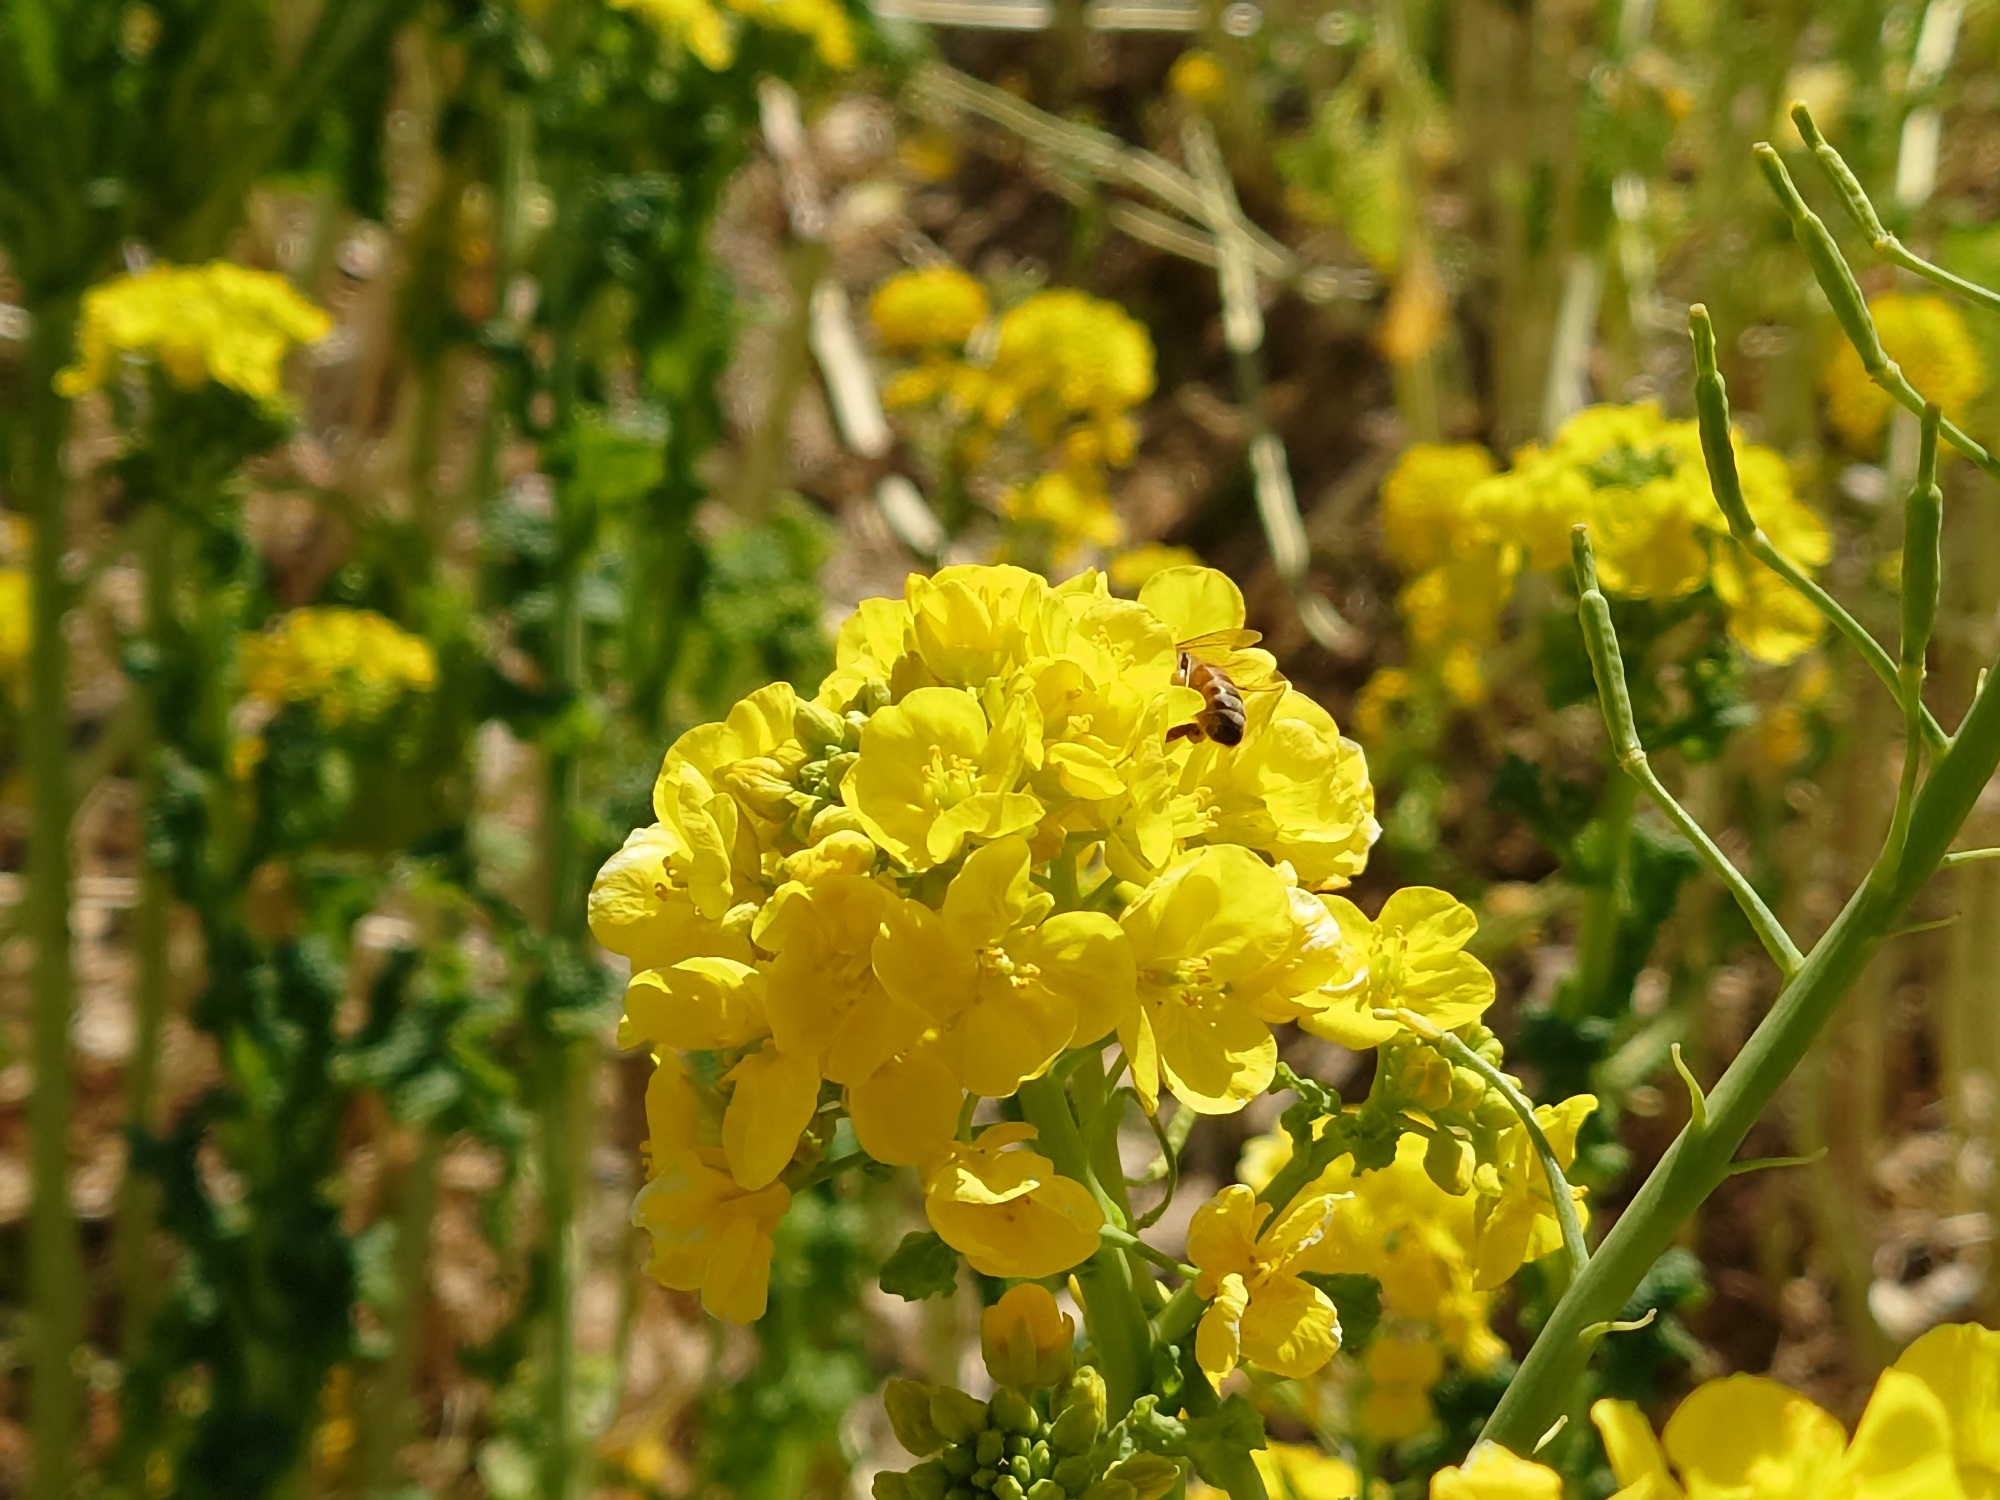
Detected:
left=1177, top=627, right=1263, bottom=653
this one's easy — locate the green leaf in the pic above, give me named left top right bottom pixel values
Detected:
left=878, top=1231, right=961, bottom=1302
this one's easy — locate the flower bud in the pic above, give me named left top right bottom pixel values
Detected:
left=1423, top=1127, right=1474, bottom=1196
left=850, top=678, right=891, bottom=715
left=1448, top=1065, right=1487, bottom=1112
left=719, top=756, right=799, bottom=819
left=1028, top=1441, right=1052, bottom=1480
left=976, top=1429, right=1006, bottom=1467
left=973, top=1469, right=999, bottom=1491
left=905, top=1462, right=951, bottom=1500
left=931, top=1387, right=990, bottom=1445
left=807, top=802, right=871, bottom=843
left=1048, top=1368, right=1104, bottom=1455
left=991, top=1387, right=1038, bottom=1436
left=992, top=1478, right=1026, bottom=1500
left=983, top=1284, right=1076, bottom=1390
left=1402, top=1047, right=1455, bottom=1113
left=885, top=1379, right=947, bottom=1455
left=795, top=699, right=850, bottom=755
left=1026, top=1482, right=1066, bottom=1500
left=1105, top=1456, right=1180, bottom=1500
left=940, top=1445, right=977, bottom=1480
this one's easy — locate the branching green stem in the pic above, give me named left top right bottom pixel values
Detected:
left=1099, top=1224, right=1197, bottom=1280
left=1380, top=1009, right=1590, bottom=1285
left=1790, top=102, right=2000, bottom=318
left=1570, top=528, right=1806, bottom=976
left=1688, top=305, right=1947, bottom=753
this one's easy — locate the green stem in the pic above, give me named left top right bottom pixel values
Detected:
left=1016, top=1076, right=1153, bottom=1416
left=20, top=310, right=80, bottom=1500
left=1569, top=770, right=1638, bottom=1013
left=114, top=509, right=174, bottom=1357
left=355, top=1130, right=443, bottom=1496
left=1482, top=632, right=2000, bottom=1449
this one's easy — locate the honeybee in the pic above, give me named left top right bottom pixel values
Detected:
left=1166, top=629, right=1282, bottom=747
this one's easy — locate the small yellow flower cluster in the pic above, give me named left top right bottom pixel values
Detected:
left=1369, top=403, right=1828, bottom=727
left=1435, top=1320, right=2000, bottom=1499
left=1823, top=291, right=1984, bottom=451
left=58, top=262, right=331, bottom=405
left=612, top=0, right=855, bottom=71
left=870, top=270, right=1157, bottom=564
left=240, top=608, right=440, bottom=726
left=594, top=562, right=1390, bottom=1321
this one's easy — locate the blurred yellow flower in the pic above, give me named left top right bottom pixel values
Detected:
left=1470, top=1092, right=1595, bottom=1289
left=1188, top=1183, right=1345, bottom=1382
left=1003, top=470, right=1126, bottom=560
left=0, top=568, right=28, bottom=681
left=1824, top=291, right=1983, bottom=451
left=1381, top=444, right=1498, bottom=573
left=1168, top=49, right=1227, bottom=104
left=59, top=261, right=330, bottom=404
left=923, top=1123, right=1105, bottom=1279
left=1360, top=1334, right=1447, bottom=1441
left=870, top=265, right=990, bottom=350
left=613, top=0, right=854, bottom=70
left=1109, top=543, right=1203, bottom=593
left=240, top=607, right=437, bottom=725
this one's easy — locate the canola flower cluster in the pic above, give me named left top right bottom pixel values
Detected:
left=593, top=560, right=1597, bottom=1408
left=870, top=268, right=1157, bottom=564
left=1433, top=1320, right=2000, bottom=1500
left=56, top=261, right=331, bottom=405
left=1362, top=403, right=1828, bottom=739
left=1822, top=290, right=1984, bottom=452
left=612, top=0, right=854, bottom=70
left=238, top=606, right=439, bottom=745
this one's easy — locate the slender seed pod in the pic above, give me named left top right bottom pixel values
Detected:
left=1790, top=102, right=1892, bottom=247
left=1754, top=144, right=1890, bottom=375
left=1688, top=305, right=1756, bottom=541
left=1902, top=405, right=1944, bottom=675
left=1571, top=528, right=1644, bottom=765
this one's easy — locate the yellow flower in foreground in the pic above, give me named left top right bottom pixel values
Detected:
left=1188, top=1184, right=1343, bottom=1382
left=1891, top=1321, right=2000, bottom=1490
left=59, top=261, right=330, bottom=403
left=1430, top=1443, right=1561, bottom=1500
left=981, top=1282, right=1075, bottom=1388
left=240, top=607, right=437, bottom=725
left=1471, top=1092, right=1596, bottom=1289
left=1824, top=291, right=1983, bottom=450
left=634, top=1145, right=791, bottom=1323
left=1304, top=887, right=1496, bottom=1049
left=870, top=265, right=990, bottom=350
left=923, top=1123, right=1104, bottom=1278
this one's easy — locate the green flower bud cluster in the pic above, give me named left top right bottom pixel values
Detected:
left=874, top=1367, right=1182, bottom=1500
left=1365, top=1025, right=1527, bottom=1198
left=714, top=691, right=881, bottom=845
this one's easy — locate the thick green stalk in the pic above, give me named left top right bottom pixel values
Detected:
left=355, top=1130, right=443, bottom=1496
left=1016, top=1076, right=1153, bottom=1417
left=1483, top=645, right=2000, bottom=1449
left=20, top=318, right=79, bottom=1500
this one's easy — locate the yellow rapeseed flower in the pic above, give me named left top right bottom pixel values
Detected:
left=1168, top=49, right=1227, bottom=105
left=1188, top=1183, right=1344, bottom=1382
left=1429, top=1443, right=1562, bottom=1500
left=1469, top=1092, right=1596, bottom=1290
left=612, top=0, right=854, bottom=70
left=1302, top=887, right=1496, bottom=1050
left=923, top=1123, right=1105, bottom=1279
left=1380, top=443, right=1498, bottom=575
left=1823, top=291, right=1983, bottom=451
left=870, top=265, right=990, bottom=350
left=59, top=261, right=330, bottom=404
left=239, top=608, right=437, bottom=725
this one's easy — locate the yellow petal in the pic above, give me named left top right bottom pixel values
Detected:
left=722, top=1044, right=820, bottom=1189
left=1891, top=1321, right=2000, bottom=1486
left=1186, top=1185, right=1266, bottom=1283
left=1843, top=1368, right=1966, bottom=1500
left=1239, top=1273, right=1341, bottom=1378
left=846, top=1048, right=962, bottom=1168
left=1661, top=1375, right=1847, bottom=1500
left=1591, top=1399, right=1680, bottom=1497
left=1195, top=1271, right=1249, bottom=1386
left=1429, top=1442, right=1563, bottom=1500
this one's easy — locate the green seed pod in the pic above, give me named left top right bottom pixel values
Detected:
left=1754, top=145, right=1889, bottom=376
left=975, top=1429, right=1006, bottom=1468
left=1424, top=1126, right=1475, bottom=1197
left=992, top=1478, right=1026, bottom=1500
left=795, top=698, right=849, bottom=756
left=885, top=1380, right=947, bottom=1456
left=1026, top=1482, right=1066, bottom=1500
left=941, top=1445, right=977, bottom=1480
left=1105, top=1456, right=1181, bottom=1500
left=991, top=1388, right=1038, bottom=1438
left=932, top=1388, right=990, bottom=1446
